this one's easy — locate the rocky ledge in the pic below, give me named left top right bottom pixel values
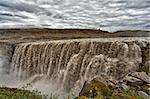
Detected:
left=78, top=43, right=150, bottom=99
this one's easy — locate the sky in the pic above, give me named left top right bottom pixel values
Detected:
left=0, top=0, right=150, bottom=31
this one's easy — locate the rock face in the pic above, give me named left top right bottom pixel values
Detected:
left=9, top=38, right=148, bottom=94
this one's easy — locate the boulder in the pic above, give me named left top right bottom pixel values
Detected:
left=79, top=77, right=112, bottom=98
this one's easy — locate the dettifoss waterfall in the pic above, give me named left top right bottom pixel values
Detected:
left=0, top=39, right=148, bottom=96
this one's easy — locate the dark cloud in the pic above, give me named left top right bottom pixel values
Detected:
left=0, top=1, right=41, bottom=13
left=0, top=12, right=27, bottom=22
left=0, top=12, right=29, bottom=21
left=0, top=13, right=13, bottom=17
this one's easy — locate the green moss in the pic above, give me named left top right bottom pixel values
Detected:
left=141, top=84, right=149, bottom=94
left=110, top=89, right=145, bottom=99
left=0, top=87, right=46, bottom=99
left=91, top=79, right=112, bottom=96
left=78, top=96, right=88, bottom=99
left=79, top=79, right=112, bottom=98
left=111, top=92, right=144, bottom=99
left=111, top=93, right=131, bottom=99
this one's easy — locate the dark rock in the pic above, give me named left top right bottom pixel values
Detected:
left=140, top=84, right=150, bottom=94
left=144, top=61, right=150, bottom=68
left=124, top=75, right=143, bottom=86
left=131, top=72, right=150, bottom=83
left=138, top=61, right=150, bottom=74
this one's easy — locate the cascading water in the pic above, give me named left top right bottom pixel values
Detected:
left=0, top=43, right=15, bottom=86
left=8, top=39, right=144, bottom=96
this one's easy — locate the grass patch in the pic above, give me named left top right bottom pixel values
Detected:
left=0, top=87, right=145, bottom=99
left=0, top=87, right=46, bottom=99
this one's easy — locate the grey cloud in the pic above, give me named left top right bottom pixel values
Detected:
left=0, top=15, right=24, bottom=22
left=0, top=1, right=41, bottom=13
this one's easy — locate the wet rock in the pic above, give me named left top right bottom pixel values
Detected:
left=140, top=84, right=150, bottom=94
left=79, top=77, right=111, bottom=98
left=124, top=75, right=143, bottom=86
left=148, top=87, right=150, bottom=92
left=143, top=61, right=150, bottom=74
left=144, top=61, right=150, bottom=68
left=138, top=91, right=149, bottom=99
left=142, top=43, right=150, bottom=62
left=121, top=84, right=130, bottom=91
left=131, top=72, right=150, bottom=83
left=107, top=79, right=118, bottom=88
left=138, top=61, right=150, bottom=74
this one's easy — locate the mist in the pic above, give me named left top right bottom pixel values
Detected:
left=0, top=44, right=63, bottom=97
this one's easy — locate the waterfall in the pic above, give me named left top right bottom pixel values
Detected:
left=10, top=39, right=143, bottom=94
left=0, top=43, right=14, bottom=86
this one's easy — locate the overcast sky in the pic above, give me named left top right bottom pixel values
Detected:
left=0, top=0, right=150, bottom=31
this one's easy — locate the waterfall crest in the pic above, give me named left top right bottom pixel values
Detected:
left=10, top=39, right=143, bottom=94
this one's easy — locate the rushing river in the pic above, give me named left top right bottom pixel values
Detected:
left=0, top=0, right=149, bottom=32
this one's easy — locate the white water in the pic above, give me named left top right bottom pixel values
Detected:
left=11, top=39, right=143, bottom=95
left=0, top=38, right=149, bottom=97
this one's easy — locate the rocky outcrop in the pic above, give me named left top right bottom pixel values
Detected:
left=78, top=75, right=148, bottom=99
left=79, top=77, right=112, bottom=98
